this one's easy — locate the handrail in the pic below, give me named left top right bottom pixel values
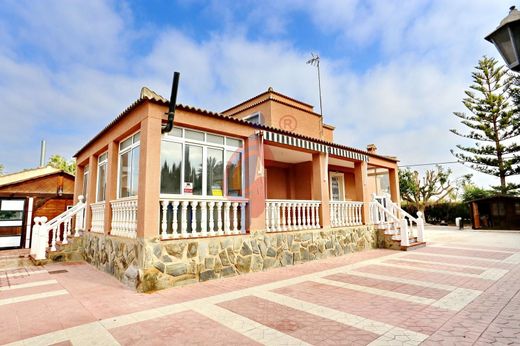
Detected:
left=30, top=196, right=86, bottom=260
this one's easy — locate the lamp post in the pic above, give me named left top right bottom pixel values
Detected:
left=485, top=6, right=520, bottom=71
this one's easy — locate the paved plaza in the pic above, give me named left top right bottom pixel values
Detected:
left=1, top=227, right=520, bottom=345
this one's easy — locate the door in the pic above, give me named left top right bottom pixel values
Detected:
left=0, top=198, right=25, bottom=249
left=329, top=172, right=345, bottom=201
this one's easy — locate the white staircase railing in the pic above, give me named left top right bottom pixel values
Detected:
left=371, top=194, right=424, bottom=247
left=30, top=196, right=86, bottom=260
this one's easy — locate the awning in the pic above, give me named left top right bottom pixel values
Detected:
left=262, top=130, right=369, bottom=162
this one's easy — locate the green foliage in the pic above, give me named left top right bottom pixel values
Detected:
left=402, top=202, right=470, bottom=225
left=451, top=56, right=520, bottom=193
left=489, top=183, right=520, bottom=196
left=399, top=166, right=455, bottom=214
left=48, top=155, right=76, bottom=175
left=0, top=164, right=3, bottom=175
left=461, top=184, right=491, bottom=202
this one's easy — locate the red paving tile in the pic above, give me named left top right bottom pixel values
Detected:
left=273, top=281, right=455, bottom=335
left=323, top=272, right=451, bottom=300
left=0, top=282, right=63, bottom=299
left=383, top=258, right=485, bottom=274
left=109, top=309, right=261, bottom=345
left=219, top=295, right=379, bottom=345
left=354, top=264, right=495, bottom=290
left=432, top=243, right=520, bottom=253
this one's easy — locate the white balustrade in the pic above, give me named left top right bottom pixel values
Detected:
left=90, top=202, right=106, bottom=233
left=110, top=197, right=138, bottom=239
left=30, top=196, right=86, bottom=260
left=159, top=197, right=248, bottom=239
left=265, top=200, right=321, bottom=232
left=329, top=201, right=364, bottom=227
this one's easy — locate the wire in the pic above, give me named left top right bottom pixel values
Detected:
left=398, top=161, right=461, bottom=168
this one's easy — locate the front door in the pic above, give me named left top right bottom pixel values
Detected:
left=329, top=172, right=345, bottom=201
left=0, top=198, right=25, bottom=249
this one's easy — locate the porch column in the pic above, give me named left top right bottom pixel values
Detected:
left=85, top=155, right=98, bottom=231
left=354, top=161, right=370, bottom=224
left=311, top=152, right=330, bottom=228
left=245, top=133, right=266, bottom=232
left=136, top=113, right=162, bottom=238
left=104, top=141, right=118, bottom=235
left=389, top=167, right=401, bottom=205
left=73, top=165, right=85, bottom=202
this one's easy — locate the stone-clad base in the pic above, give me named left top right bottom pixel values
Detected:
left=82, top=233, right=143, bottom=289
left=44, top=226, right=378, bottom=292
left=140, top=226, right=378, bottom=292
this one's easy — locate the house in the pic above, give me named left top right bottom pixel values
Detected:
left=0, top=166, right=74, bottom=249
left=31, top=86, right=424, bottom=291
left=468, top=195, right=520, bottom=230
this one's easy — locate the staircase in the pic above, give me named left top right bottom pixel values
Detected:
left=30, top=196, right=87, bottom=261
left=370, top=194, right=426, bottom=251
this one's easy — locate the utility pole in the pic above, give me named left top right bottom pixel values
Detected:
left=307, top=53, right=324, bottom=137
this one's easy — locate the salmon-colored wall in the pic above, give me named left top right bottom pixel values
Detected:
left=266, top=167, right=290, bottom=199
left=290, top=162, right=312, bottom=200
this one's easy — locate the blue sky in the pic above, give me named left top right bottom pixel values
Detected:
left=0, top=0, right=517, bottom=188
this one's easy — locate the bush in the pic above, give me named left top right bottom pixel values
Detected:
left=401, top=202, right=470, bottom=225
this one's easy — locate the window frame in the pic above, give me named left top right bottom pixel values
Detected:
left=82, top=165, right=89, bottom=198
left=243, top=112, right=263, bottom=124
left=96, top=152, right=108, bottom=202
left=117, top=132, right=141, bottom=199
left=160, top=126, right=245, bottom=199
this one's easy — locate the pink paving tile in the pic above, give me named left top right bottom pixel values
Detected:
left=354, top=264, right=495, bottom=290
left=0, top=304, right=21, bottom=344
left=323, top=273, right=451, bottom=300
left=383, top=258, right=485, bottom=274
left=109, top=309, right=260, bottom=345
left=218, top=295, right=379, bottom=345
left=433, top=243, right=520, bottom=253
left=273, top=281, right=455, bottom=335
left=414, top=246, right=511, bottom=260
left=401, top=253, right=513, bottom=269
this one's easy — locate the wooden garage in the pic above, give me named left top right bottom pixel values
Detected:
left=468, top=195, right=520, bottom=230
left=0, top=167, right=74, bottom=249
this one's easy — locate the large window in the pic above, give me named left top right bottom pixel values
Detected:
left=118, top=132, right=140, bottom=198
left=160, top=127, right=244, bottom=197
left=96, top=152, right=108, bottom=202
left=82, top=165, right=89, bottom=198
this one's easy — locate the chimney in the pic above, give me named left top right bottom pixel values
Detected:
left=366, top=144, right=377, bottom=153
left=39, top=140, right=46, bottom=167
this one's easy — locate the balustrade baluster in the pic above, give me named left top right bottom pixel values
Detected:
left=190, top=201, right=199, bottom=237
left=217, top=202, right=223, bottom=235
left=200, top=201, right=208, bottom=237
left=240, top=202, right=246, bottom=234
left=161, top=201, right=168, bottom=239
left=172, top=201, right=179, bottom=238
left=224, top=202, right=231, bottom=235
left=232, top=202, right=239, bottom=234
left=315, top=203, right=320, bottom=228
left=50, top=226, right=57, bottom=251
left=181, top=201, right=188, bottom=238
left=208, top=201, right=215, bottom=236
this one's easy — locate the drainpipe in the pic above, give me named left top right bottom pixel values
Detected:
left=161, top=72, right=180, bottom=134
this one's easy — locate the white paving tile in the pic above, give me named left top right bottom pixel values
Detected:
left=503, top=253, right=520, bottom=264
left=392, top=257, right=491, bottom=270
left=311, top=277, right=436, bottom=306
left=480, top=268, right=509, bottom=280
left=431, top=287, right=481, bottom=312
left=0, top=289, right=68, bottom=306
left=368, top=326, right=428, bottom=346
left=0, top=279, right=57, bottom=291
left=428, top=244, right=514, bottom=254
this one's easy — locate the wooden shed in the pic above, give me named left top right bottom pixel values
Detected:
left=0, top=167, right=74, bottom=249
left=468, top=195, right=520, bottom=230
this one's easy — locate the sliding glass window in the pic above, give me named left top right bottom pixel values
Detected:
left=118, top=132, right=140, bottom=198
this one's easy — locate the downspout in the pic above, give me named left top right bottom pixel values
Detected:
left=161, top=72, right=180, bottom=134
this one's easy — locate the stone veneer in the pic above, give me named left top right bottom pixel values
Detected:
left=140, top=225, right=377, bottom=292
left=53, top=226, right=377, bottom=292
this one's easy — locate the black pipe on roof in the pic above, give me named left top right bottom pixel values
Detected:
left=162, top=71, right=180, bottom=134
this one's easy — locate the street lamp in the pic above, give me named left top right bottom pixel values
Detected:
left=485, top=6, right=520, bottom=72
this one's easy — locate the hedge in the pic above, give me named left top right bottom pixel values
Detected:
left=401, top=202, right=470, bottom=225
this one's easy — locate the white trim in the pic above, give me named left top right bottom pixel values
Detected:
left=117, top=131, right=140, bottom=199
left=25, top=197, right=33, bottom=248
left=96, top=151, right=108, bottom=202
left=0, top=236, right=21, bottom=247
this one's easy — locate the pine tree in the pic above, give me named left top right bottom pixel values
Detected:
left=451, top=56, right=520, bottom=194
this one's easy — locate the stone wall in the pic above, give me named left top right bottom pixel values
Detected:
left=139, top=225, right=377, bottom=292
left=82, top=232, right=143, bottom=289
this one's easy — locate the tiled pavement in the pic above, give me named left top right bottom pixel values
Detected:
left=1, top=228, right=520, bottom=345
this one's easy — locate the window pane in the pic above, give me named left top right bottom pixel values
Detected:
left=133, top=132, right=140, bottom=143
left=119, top=151, right=130, bottom=198
left=120, top=137, right=132, bottom=151
left=226, top=138, right=242, bottom=147
left=97, top=163, right=107, bottom=202
left=130, top=146, right=140, bottom=196
left=0, top=211, right=23, bottom=221
left=184, top=145, right=203, bottom=195
left=185, top=129, right=204, bottom=141
left=226, top=151, right=242, bottom=196
left=160, top=141, right=182, bottom=194
left=207, top=134, right=224, bottom=145
left=172, top=127, right=183, bottom=137
left=207, top=148, right=224, bottom=196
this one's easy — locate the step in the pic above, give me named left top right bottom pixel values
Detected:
left=384, top=229, right=399, bottom=235
left=400, top=242, right=427, bottom=251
